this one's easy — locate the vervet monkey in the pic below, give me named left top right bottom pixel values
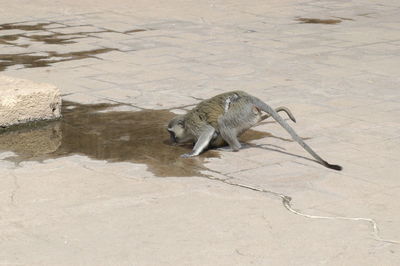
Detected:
left=168, top=91, right=342, bottom=171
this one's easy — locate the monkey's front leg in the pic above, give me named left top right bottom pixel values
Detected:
left=181, top=126, right=215, bottom=158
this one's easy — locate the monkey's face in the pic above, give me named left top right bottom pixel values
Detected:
left=167, top=116, right=191, bottom=144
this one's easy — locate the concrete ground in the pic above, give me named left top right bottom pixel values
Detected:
left=1, top=0, right=400, bottom=265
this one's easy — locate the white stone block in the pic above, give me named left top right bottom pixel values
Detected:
left=0, top=75, right=61, bottom=128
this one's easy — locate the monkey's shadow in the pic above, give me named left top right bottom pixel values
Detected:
left=243, top=143, right=319, bottom=165
left=216, top=122, right=317, bottom=165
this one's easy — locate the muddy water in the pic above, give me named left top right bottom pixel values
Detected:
left=0, top=102, right=273, bottom=177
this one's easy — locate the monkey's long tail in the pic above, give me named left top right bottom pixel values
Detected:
left=261, top=106, right=297, bottom=123
left=252, top=97, right=342, bottom=171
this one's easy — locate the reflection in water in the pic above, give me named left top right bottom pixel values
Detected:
left=0, top=102, right=273, bottom=177
left=0, top=121, right=62, bottom=156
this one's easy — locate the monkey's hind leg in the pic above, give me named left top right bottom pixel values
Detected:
left=219, top=127, right=241, bottom=151
left=217, top=110, right=243, bottom=152
left=181, top=125, right=215, bottom=158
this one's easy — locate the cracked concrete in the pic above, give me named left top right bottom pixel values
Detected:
left=1, top=0, right=400, bottom=265
left=9, top=173, right=19, bottom=206
left=204, top=167, right=400, bottom=245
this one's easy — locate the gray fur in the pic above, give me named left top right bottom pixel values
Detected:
left=167, top=90, right=342, bottom=170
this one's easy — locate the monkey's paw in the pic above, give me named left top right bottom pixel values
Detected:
left=217, top=147, right=240, bottom=152
left=181, top=153, right=195, bottom=158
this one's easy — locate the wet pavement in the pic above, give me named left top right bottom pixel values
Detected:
left=1, top=0, right=400, bottom=265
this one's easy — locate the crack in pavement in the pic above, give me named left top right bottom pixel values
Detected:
left=7, top=160, right=399, bottom=245
left=162, top=103, right=398, bottom=244
left=199, top=169, right=400, bottom=245
left=9, top=173, right=19, bottom=206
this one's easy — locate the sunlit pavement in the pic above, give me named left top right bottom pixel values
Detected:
left=1, top=0, right=400, bottom=265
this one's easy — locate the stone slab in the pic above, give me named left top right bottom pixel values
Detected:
left=0, top=75, right=61, bottom=127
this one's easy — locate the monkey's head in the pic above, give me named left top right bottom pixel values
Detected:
left=167, top=115, right=192, bottom=144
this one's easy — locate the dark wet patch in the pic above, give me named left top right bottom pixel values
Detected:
left=0, top=22, right=119, bottom=71
left=0, top=31, right=109, bottom=47
left=27, top=32, right=97, bottom=45
left=0, top=48, right=115, bottom=71
left=0, top=102, right=276, bottom=177
left=334, top=17, right=354, bottom=21
left=0, top=22, right=74, bottom=46
left=0, top=22, right=162, bottom=71
left=296, top=18, right=342, bottom=25
left=0, top=34, right=20, bottom=43
left=124, top=29, right=149, bottom=34
left=0, top=22, right=54, bottom=31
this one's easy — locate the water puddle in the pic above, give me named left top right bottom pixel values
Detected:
left=296, top=18, right=342, bottom=24
left=0, top=102, right=273, bottom=177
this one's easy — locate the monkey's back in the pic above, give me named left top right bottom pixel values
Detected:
left=186, top=91, right=249, bottom=130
